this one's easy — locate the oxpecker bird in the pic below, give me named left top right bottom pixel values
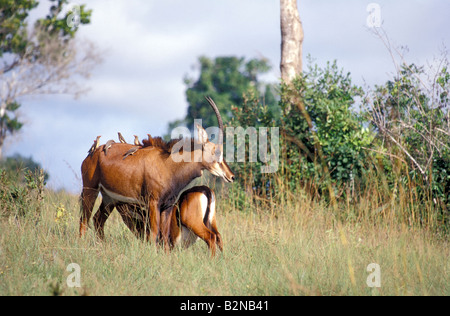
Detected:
left=142, top=134, right=153, bottom=147
left=104, top=139, right=115, bottom=156
left=118, top=132, right=127, bottom=144
left=134, top=135, right=142, bottom=146
left=88, top=136, right=101, bottom=156
left=122, top=146, right=140, bottom=160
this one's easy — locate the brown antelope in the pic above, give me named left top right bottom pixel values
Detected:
left=79, top=97, right=234, bottom=246
left=167, top=185, right=222, bottom=255
left=113, top=186, right=222, bottom=256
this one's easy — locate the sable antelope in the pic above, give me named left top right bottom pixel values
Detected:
left=168, top=186, right=222, bottom=255
left=79, top=97, right=234, bottom=246
left=111, top=186, right=222, bottom=256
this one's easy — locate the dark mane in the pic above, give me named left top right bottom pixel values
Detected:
left=142, top=136, right=198, bottom=156
left=142, top=136, right=171, bottom=151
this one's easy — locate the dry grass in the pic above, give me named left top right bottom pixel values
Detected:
left=0, top=186, right=448, bottom=296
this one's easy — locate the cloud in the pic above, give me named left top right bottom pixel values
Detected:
left=4, top=0, right=450, bottom=193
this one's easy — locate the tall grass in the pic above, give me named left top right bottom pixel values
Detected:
left=0, top=173, right=448, bottom=296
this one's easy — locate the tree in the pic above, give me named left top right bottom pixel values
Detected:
left=280, top=61, right=371, bottom=186
left=280, top=0, right=304, bottom=82
left=167, top=56, right=276, bottom=134
left=0, top=0, right=100, bottom=159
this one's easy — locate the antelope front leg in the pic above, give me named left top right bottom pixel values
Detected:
left=116, top=204, right=147, bottom=240
left=160, top=207, right=174, bottom=252
left=160, top=207, right=174, bottom=250
left=148, top=200, right=160, bottom=246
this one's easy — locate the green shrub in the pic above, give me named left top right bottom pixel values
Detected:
left=230, top=60, right=373, bottom=202
left=226, top=58, right=448, bottom=231
left=366, top=62, right=450, bottom=229
left=0, top=161, right=46, bottom=220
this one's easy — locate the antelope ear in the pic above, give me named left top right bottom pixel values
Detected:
left=196, top=124, right=209, bottom=144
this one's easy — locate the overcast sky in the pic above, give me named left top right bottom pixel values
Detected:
left=4, top=0, right=450, bottom=193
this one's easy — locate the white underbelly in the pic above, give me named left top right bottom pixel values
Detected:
left=99, top=183, right=143, bottom=205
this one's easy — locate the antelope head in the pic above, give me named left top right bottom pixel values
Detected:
left=198, top=97, right=235, bottom=183
left=197, top=124, right=234, bottom=183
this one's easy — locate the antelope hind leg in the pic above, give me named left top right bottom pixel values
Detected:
left=93, top=201, right=114, bottom=240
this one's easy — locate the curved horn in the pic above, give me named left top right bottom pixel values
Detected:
left=205, top=96, right=223, bottom=132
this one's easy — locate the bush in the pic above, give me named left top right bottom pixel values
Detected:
left=366, top=61, right=450, bottom=228
left=226, top=57, right=448, bottom=231
left=230, top=60, right=373, bottom=202
left=0, top=154, right=49, bottom=184
left=0, top=155, right=47, bottom=220
left=280, top=61, right=373, bottom=192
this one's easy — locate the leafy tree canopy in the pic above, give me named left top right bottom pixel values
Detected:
left=0, top=0, right=93, bottom=158
left=167, top=56, right=277, bottom=135
left=0, top=0, right=91, bottom=64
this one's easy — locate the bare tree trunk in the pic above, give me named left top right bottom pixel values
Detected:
left=279, top=1, right=337, bottom=208
left=280, top=0, right=304, bottom=83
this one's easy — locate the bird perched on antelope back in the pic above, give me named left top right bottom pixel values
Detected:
left=118, top=132, right=127, bottom=144
left=134, top=135, right=142, bottom=146
left=142, top=134, right=153, bottom=147
left=104, top=139, right=115, bottom=156
left=88, top=136, right=101, bottom=156
left=123, top=146, right=140, bottom=160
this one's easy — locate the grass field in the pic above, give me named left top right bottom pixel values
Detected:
left=0, top=184, right=449, bottom=296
